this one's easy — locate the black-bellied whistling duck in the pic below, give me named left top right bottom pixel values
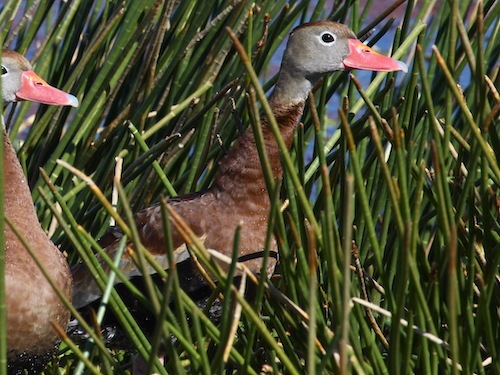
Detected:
left=72, top=21, right=406, bottom=310
left=1, top=49, right=78, bottom=373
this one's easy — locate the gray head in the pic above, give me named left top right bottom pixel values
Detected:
left=271, top=21, right=407, bottom=105
left=1, top=50, right=32, bottom=103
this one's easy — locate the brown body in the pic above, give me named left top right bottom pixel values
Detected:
left=72, top=101, right=304, bottom=307
left=137, top=103, right=303, bottom=266
left=2, top=49, right=77, bottom=373
left=4, top=133, right=72, bottom=371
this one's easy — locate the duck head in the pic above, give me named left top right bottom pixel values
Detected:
left=273, top=21, right=407, bottom=105
left=1, top=49, right=78, bottom=107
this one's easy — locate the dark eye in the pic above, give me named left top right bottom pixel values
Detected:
left=321, top=32, right=335, bottom=44
left=1, top=65, right=7, bottom=75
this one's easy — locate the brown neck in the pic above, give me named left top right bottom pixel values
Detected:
left=211, top=101, right=305, bottom=203
left=3, top=130, right=40, bottom=228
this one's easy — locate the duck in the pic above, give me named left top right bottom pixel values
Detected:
left=2, top=49, right=78, bottom=374
left=71, top=21, right=406, bottom=311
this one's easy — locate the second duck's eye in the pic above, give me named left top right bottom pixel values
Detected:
left=320, top=32, right=336, bottom=44
left=1, top=65, right=7, bottom=75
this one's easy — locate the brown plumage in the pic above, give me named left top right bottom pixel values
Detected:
left=2, top=49, right=78, bottom=373
left=72, top=21, right=406, bottom=310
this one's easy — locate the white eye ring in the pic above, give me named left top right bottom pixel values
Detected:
left=319, top=31, right=336, bottom=45
left=1, top=65, right=8, bottom=76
